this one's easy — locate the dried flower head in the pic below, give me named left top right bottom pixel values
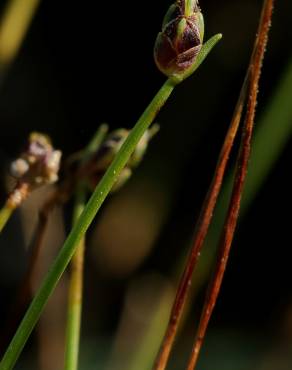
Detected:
left=154, top=0, right=204, bottom=78
left=84, top=125, right=159, bottom=191
left=8, top=132, right=62, bottom=208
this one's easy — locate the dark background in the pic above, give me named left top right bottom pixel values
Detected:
left=0, top=0, right=292, bottom=369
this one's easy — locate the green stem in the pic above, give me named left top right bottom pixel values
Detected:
left=0, top=203, right=14, bottom=234
left=0, top=35, right=221, bottom=370
left=64, top=125, right=108, bottom=370
left=64, top=187, right=86, bottom=370
left=0, top=79, right=174, bottom=370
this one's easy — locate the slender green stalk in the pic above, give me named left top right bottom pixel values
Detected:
left=0, top=35, right=221, bottom=370
left=0, top=203, right=14, bottom=233
left=64, top=187, right=86, bottom=370
left=0, top=79, right=174, bottom=370
left=64, top=125, right=108, bottom=370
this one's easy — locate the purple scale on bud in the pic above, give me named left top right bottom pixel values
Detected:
left=154, top=0, right=204, bottom=77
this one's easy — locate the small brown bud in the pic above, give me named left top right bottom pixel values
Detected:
left=154, top=0, right=204, bottom=78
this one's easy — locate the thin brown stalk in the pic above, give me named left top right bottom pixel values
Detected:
left=0, top=188, right=60, bottom=352
left=186, top=1, right=274, bottom=369
left=0, top=125, right=109, bottom=356
left=17, top=188, right=61, bottom=301
left=152, top=26, right=250, bottom=370
left=153, top=2, right=275, bottom=369
left=16, top=178, right=76, bottom=298
left=0, top=141, right=105, bottom=344
left=153, top=103, right=245, bottom=370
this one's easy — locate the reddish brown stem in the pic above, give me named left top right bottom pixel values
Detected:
left=153, top=2, right=275, bottom=370
left=186, top=1, right=274, bottom=369
left=152, top=27, right=250, bottom=370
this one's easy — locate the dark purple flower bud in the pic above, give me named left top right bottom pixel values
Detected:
left=154, top=0, right=204, bottom=77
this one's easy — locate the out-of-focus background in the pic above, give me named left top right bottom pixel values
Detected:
left=0, top=0, right=292, bottom=369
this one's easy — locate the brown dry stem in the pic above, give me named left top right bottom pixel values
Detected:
left=186, top=1, right=274, bottom=369
left=153, top=1, right=274, bottom=369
